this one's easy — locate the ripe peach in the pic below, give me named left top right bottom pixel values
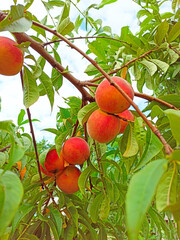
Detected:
left=0, top=36, right=23, bottom=76
left=62, top=137, right=90, bottom=165
left=40, top=165, right=54, bottom=177
left=87, top=109, right=121, bottom=143
left=56, top=165, right=81, bottom=194
left=117, top=109, right=135, bottom=133
left=95, top=76, right=134, bottom=113
left=44, top=149, right=65, bottom=174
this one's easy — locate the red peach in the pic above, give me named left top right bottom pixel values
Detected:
left=95, top=76, right=134, bottom=113
left=87, top=109, right=121, bottom=143
left=117, top=109, right=135, bottom=133
left=62, top=137, right=90, bottom=165
left=40, top=164, right=54, bottom=177
left=44, top=149, right=65, bottom=174
left=0, top=36, right=24, bottom=76
left=56, top=165, right=81, bottom=194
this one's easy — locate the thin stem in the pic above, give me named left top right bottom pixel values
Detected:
left=42, top=36, right=131, bottom=47
left=94, top=141, right=106, bottom=194
left=0, top=144, right=11, bottom=152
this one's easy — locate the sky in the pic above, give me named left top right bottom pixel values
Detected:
left=0, top=0, right=171, bottom=144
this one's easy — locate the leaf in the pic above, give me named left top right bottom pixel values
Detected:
left=126, top=159, right=168, bottom=240
left=88, top=41, right=107, bottom=62
left=97, top=0, right=118, bottom=9
left=0, top=5, right=32, bottom=32
left=56, top=17, right=74, bottom=36
left=63, top=221, right=75, bottom=240
left=134, top=117, right=146, bottom=156
left=156, top=165, right=178, bottom=212
left=5, top=142, right=25, bottom=171
left=23, top=66, right=39, bottom=108
left=88, top=193, right=104, bottom=223
left=55, top=130, right=69, bottom=156
left=79, top=218, right=97, bottom=240
left=39, top=72, right=54, bottom=110
left=49, top=206, right=62, bottom=237
left=78, top=165, right=95, bottom=194
left=141, top=60, right=157, bottom=76
left=167, top=21, right=180, bottom=42
left=78, top=102, right=98, bottom=126
left=150, top=59, right=169, bottom=73
left=121, top=125, right=139, bottom=158
left=99, top=196, right=110, bottom=220
left=154, top=21, right=169, bottom=45
left=0, top=170, right=24, bottom=237
left=135, top=128, right=163, bottom=170
left=47, top=219, right=59, bottom=240
left=17, top=109, right=26, bottom=126
left=11, top=204, right=34, bottom=234
left=165, top=109, right=180, bottom=145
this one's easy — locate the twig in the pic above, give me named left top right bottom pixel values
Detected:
left=169, top=44, right=180, bottom=56
left=0, top=144, right=11, bottom=152
left=135, top=92, right=179, bottom=110
left=42, top=36, right=132, bottom=47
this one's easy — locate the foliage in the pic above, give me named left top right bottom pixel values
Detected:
left=0, top=0, right=180, bottom=239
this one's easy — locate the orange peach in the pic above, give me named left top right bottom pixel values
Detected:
left=56, top=165, right=81, bottom=194
left=62, top=137, right=90, bottom=165
left=44, top=149, right=65, bottom=174
left=117, top=109, right=135, bottom=133
left=0, top=36, right=23, bottom=76
left=87, top=109, right=121, bottom=143
left=95, top=76, right=134, bottom=113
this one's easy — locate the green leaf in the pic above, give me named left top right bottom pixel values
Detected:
left=5, top=142, right=25, bottom=170
left=150, top=59, right=169, bottom=73
left=49, top=206, right=62, bottom=237
left=141, top=60, right=157, bottom=76
left=172, top=0, right=180, bottom=12
left=64, top=222, right=75, bottom=240
left=134, top=117, right=146, bottom=156
left=78, top=165, right=95, bottom=194
left=89, top=193, right=104, bottom=223
left=165, top=109, right=180, bottom=145
left=39, top=72, right=54, bottom=110
left=136, top=128, right=163, bottom=170
left=56, top=17, right=74, bottom=36
left=79, top=218, right=97, bottom=240
left=11, top=203, right=34, bottom=234
left=88, top=41, right=107, bottom=62
left=126, top=159, right=168, bottom=240
left=78, top=102, right=98, bottom=126
left=23, top=66, right=39, bottom=108
left=168, top=21, right=180, bottom=42
left=0, top=170, right=24, bottom=237
left=154, top=21, right=169, bottom=45
left=99, top=196, right=110, bottom=220
left=0, top=5, right=32, bottom=32
left=17, top=109, right=26, bottom=126
left=156, top=166, right=178, bottom=212
left=121, top=125, right=139, bottom=158
left=55, top=130, right=69, bottom=156
left=97, top=0, right=118, bottom=9
left=47, top=219, right=59, bottom=240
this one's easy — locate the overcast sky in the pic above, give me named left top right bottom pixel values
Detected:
left=0, top=0, right=171, bottom=143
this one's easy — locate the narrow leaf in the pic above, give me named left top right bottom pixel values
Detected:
left=150, top=59, right=169, bottom=73
left=141, top=60, right=157, bottom=76
left=126, top=159, right=168, bottom=240
left=154, top=21, right=169, bottom=45
left=78, top=102, right=98, bottom=126
left=168, top=21, right=180, bottom=42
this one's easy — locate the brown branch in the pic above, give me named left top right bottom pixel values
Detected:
left=135, top=92, right=179, bottom=110
left=0, top=144, right=11, bottom=152
left=169, top=44, right=180, bottom=56
left=31, top=21, right=173, bottom=155
left=81, top=49, right=156, bottom=84
left=42, top=36, right=132, bottom=47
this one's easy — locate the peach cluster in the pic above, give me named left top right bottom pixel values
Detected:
left=0, top=36, right=24, bottom=76
left=87, top=76, right=135, bottom=143
left=41, top=137, right=90, bottom=194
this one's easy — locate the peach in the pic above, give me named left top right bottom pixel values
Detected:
left=44, top=149, right=65, bottom=174
left=95, top=76, right=134, bottom=113
left=56, top=165, right=81, bottom=194
left=0, top=36, right=23, bottom=76
left=62, top=137, right=90, bottom=165
left=40, top=165, right=54, bottom=177
left=87, top=109, right=121, bottom=143
left=117, top=109, right=135, bottom=133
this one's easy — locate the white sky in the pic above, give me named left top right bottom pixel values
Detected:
left=0, top=0, right=171, bottom=143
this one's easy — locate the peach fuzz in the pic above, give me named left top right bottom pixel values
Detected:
left=44, top=149, right=65, bottom=174
left=62, top=137, right=90, bottom=165
left=117, top=109, right=135, bottom=134
left=95, top=76, right=134, bottom=113
left=0, top=36, right=24, bottom=76
left=87, top=109, right=121, bottom=143
left=56, top=165, right=81, bottom=194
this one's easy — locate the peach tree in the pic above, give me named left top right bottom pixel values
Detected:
left=0, top=0, right=180, bottom=239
